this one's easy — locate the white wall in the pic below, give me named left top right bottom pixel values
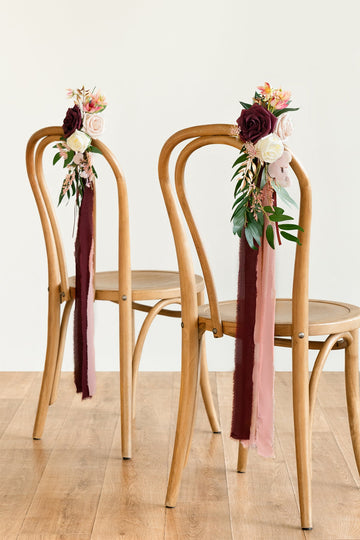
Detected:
left=1, top=0, right=359, bottom=373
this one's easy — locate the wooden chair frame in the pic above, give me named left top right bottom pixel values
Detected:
left=158, top=124, right=360, bottom=529
left=27, top=127, right=133, bottom=457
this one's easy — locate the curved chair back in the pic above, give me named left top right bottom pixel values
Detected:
left=26, top=126, right=131, bottom=306
left=158, top=124, right=312, bottom=344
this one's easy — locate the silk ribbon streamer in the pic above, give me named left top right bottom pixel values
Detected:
left=74, top=185, right=96, bottom=399
left=231, top=191, right=276, bottom=457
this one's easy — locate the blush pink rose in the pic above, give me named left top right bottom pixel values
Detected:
left=268, top=150, right=292, bottom=187
left=275, top=113, right=293, bottom=141
left=83, top=113, right=104, bottom=138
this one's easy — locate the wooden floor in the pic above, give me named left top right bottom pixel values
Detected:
left=0, top=371, right=359, bottom=539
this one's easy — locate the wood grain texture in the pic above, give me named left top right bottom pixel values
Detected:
left=0, top=371, right=359, bottom=538
left=164, top=372, right=232, bottom=540
left=92, top=372, right=173, bottom=539
left=217, top=372, right=306, bottom=540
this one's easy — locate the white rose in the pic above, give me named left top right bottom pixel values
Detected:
left=275, top=113, right=293, bottom=141
left=83, top=113, right=104, bottom=138
left=67, top=130, right=91, bottom=153
left=255, top=133, right=284, bottom=163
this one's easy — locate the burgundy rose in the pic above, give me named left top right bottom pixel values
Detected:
left=237, top=103, right=277, bottom=144
left=62, top=104, right=82, bottom=138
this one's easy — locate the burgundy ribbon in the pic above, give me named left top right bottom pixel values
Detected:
left=231, top=238, right=258, bottom=439
left=74, top=185, right=94, bottom=399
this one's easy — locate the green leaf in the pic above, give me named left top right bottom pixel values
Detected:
left=232, top=212, right=245, bottom=235
left=63, top=150, right=75, bottom=167
left=260, top=167, right=266, bottom=189
left=239, top=101, right=252, bottom=110
left=231, top=203, right=245, bottom=221
left=232, top=192, right=247, bottom=209
left=232, top=153, right=248, bottom=168
left=271, top=181, right=298, bottom=209
left=53, top=152, right=61, bottom=165
left=257, top=211, right=264, bottom=228
left=266, top=224, right=275, bottom=249
left=89, top=145, right=102, bottom=154
left=231, top=165, right=246, bottom=181
left=269, top=213, right=294, bottom=222
left=247, top=216, right=262, bottom=246
left=263, top=205, right=274, bottom=213
left=273, top=107, right=299, bottom=117
left=66, top=189, right=70, bottom=199
left=272, top=206, right=285, bottom=215
left=280, top=231, right=301, bottom=245
left=92, top=166, right=98, bottom=179
left=278, top=223, right=304, bottom=232
left=58, top=191, right=64, bottom=206
left=244, top=226, right=255, bottom=249
left=234, top=177, right=247, bottom=197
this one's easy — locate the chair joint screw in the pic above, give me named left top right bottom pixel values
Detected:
left=122, top=295, right=127, bottom=301
left=181, top=322, right=184, bottom=328
left=298, top=332, right=305, bottom=339
left=212, top=328, right=217, bottom=335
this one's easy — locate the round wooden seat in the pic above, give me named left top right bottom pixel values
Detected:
left=69, top=270, right=204, bottom=302
left=198, top=298, right=360, bottom=338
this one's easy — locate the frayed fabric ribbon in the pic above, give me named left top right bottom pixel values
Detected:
left=74, top=185, right=96, bottom=399
left=231, top=192, right=276, bottom=457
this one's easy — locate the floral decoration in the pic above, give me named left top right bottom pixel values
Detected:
left=231, top=83, right=302, bottom=249
left=53, top=87, right=107, bottom=206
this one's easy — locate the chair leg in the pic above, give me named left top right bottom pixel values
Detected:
left=345, top=329, right=360, bottom=476
left=237, top=442, right=249, bottom=473
left=165, top=325, right=200, bottom=507
left=119, top=297, right=133, bottom=459
left=292, top=340, right=312, bottom=530
left=49, top=299, right=74, bottom=405
left=197, top=290, right=221, bottom=434
left=33, top=290, right=61, bottom=439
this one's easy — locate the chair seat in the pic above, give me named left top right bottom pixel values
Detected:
left=198, top=298, right=360, bottom=337
left=69, top=270, right=204, bottom=302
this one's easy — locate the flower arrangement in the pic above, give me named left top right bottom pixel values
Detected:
left=231, top=82, right=302, bottom=249
left=53, top=87, right=107, bottom=206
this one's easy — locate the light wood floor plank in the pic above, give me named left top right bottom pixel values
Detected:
left=0, top=373, right=58, bottom=536
left=164, top=372, right=233, bottom=540
left=217, top=372, right=305, bottom=540
left=0, top=372, right=37, bottom=398
left=91, top=372, right=174, bottom=539
left=316, top=371, right=360, bottom=487
left=0, top=371, right=359, bottom=538
left=18, top=374, right=119, bottom=537
left=276, top=373, right=360, bottom=539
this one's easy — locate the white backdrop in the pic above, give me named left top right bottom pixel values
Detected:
left=1, top=0, right=360, bottom=373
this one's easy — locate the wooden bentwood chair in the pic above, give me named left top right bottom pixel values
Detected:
left=158, top=124, right=360, bottom=530
left=26, top=126, right=220, bottom=460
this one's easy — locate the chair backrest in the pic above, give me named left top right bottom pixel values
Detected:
left=26, top=126, right=131, bottom=305
left=158, top=124, right=312, bottom=342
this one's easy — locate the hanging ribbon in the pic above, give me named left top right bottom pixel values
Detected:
left=231, top=187, right=276, bottom=457
left=74, top=184, right=96, bottom=399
